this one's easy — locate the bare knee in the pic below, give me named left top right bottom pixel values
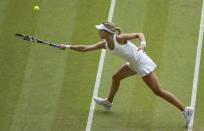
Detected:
left=152, top=87, right=164, bottom=96
left=112, top=73, right=122, bottom=81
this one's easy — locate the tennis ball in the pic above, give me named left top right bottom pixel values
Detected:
left=34, top=5, right=40, bottom=11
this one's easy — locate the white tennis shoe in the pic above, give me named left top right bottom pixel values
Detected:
left=94, top=97, right=112, bottom=110
left=182, top=106, right=194, bottom=127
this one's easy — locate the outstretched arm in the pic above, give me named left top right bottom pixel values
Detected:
left=59, top=40, right=106, bottom=52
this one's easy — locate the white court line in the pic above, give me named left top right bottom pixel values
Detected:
left=188, top=0, right=204, bottom=130
left=85, top=0, right=116, bottom=131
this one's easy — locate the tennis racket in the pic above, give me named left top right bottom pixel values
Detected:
left=15, top=33, right=60, bottom=48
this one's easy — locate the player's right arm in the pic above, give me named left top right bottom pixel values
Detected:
left=59, top=40, right=106, bottom=52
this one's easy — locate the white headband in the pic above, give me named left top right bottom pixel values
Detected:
left=95, top=23, right=115, bottom=34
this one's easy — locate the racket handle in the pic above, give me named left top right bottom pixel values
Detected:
left=50, top=44, right=60, bottom=48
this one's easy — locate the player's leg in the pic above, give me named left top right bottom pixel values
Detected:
left=142, top=72, right=185, bottom=111
left=94, top=63, right=136, bottom=110
left=107, top=63, right=137, bottom=103
left=142, top=72, right=193, bottom=126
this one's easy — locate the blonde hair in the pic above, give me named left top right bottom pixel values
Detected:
left=102, top=21, right=122, bottom=34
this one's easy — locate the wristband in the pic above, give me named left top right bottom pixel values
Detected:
left=141, top=41, right=146, bottom=47
left=65, top=45, right=71, bottom=49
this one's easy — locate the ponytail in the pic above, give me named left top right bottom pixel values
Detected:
left=115, top=26, right=121, bottom=34
left=103, top=22, right=122, bottom=34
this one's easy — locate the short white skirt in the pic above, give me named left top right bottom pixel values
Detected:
left=127, top=54, right=157, bottom=77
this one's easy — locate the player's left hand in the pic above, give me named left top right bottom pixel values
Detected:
left=138, top=44, right=146, bottom=52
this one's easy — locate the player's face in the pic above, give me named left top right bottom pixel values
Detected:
left=98, top=30, right=109, bottom=39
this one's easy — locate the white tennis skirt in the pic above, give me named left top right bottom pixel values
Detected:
left=127, top=54, right=157, bottom=77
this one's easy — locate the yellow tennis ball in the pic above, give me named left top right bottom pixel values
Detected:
left=34, top=6, right=40, bottom=11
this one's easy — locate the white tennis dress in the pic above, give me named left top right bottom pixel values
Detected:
left=105, top=34, right=157, bottom=77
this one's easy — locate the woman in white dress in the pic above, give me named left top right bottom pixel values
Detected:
left=59, top=22, right=193, bottom=127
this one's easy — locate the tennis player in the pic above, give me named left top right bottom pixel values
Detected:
left=59, top=22, right=193, bottom=126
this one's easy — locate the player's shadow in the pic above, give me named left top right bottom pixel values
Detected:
left=94, top=108, right=119, bottom=118
left=95, top=109, right=114, bottom=115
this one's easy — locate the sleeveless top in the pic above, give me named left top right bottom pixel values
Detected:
left=104, top=34, right=146, bottom=65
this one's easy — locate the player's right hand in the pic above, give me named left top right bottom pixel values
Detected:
left=59, top=44, right=66, bottom=49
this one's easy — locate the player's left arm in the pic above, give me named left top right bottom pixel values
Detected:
left=117, top=33, right=146, bottom=51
